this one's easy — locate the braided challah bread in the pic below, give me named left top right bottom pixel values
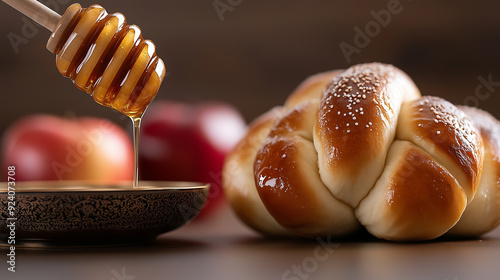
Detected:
left=223, top=63, right=500, bottom=241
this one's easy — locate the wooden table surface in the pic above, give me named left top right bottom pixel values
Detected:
left=3, top=203, right=500, bottom=280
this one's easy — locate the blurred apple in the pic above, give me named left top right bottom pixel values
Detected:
left=139, top=100, right=247, bottom=217
left=1, top=114, right=133, bottom=182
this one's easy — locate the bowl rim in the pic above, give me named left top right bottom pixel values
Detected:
left=0, top=180, right=210, bottom=193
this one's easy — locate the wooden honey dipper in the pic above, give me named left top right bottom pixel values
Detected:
left=3, top=0, right=166, bottom=118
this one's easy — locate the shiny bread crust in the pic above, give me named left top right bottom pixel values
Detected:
left=254, top=101, right=360, bottom=237
left=314, top=63, right=421, bottom=207
left=397, top=96, right=483, bottom=203
left=448, top=106, right=500, bottom=236
left=222, top=107, right=289, bottom=235
left=223, top=63, right=495, bottom=241
left=356, top=140, right=467, bottom=241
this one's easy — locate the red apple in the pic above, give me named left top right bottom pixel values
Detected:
left=139, top=100, right=247, bottom=217
left=1, top=114, right=133, bottom=182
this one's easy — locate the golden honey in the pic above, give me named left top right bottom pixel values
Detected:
left=47, top=4, right=166, bottom=118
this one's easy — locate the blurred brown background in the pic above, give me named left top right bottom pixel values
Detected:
left=1, top=0, right=500, bottom=134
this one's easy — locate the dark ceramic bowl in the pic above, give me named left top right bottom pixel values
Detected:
left=0, top=181, right=209, bottom=247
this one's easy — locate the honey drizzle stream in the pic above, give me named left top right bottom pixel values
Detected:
left=131, top=116, right=142, bottom=188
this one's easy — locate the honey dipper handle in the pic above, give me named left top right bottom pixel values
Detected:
left=2, top=0, right=61, bottom=32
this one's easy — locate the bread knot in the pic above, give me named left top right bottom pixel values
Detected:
left=223, top=63, right=500, bottom=241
